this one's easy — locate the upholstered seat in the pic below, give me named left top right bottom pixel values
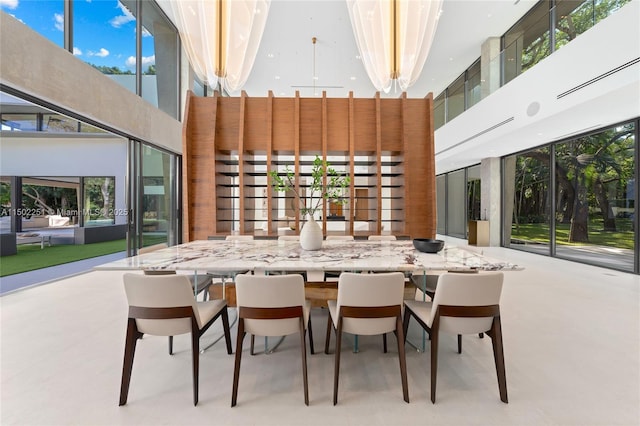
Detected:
left=119, top=273, right=232, bottom=406
left=403, top=271, right=507, bottom=403
left=325, top=272, right=409, bottom=405
left=231, top=274, right=314, bottom=406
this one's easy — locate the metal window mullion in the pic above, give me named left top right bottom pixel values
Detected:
left=550, top=144, right=556, bottom=257
left=135, top=0, right=142, bottom=96
left=549, top=0, right=556, bottom=54
left=635, top=119, right=640, bottom=274
left=64, top=0, right=73, bottom=52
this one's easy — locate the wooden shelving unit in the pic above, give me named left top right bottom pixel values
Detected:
left=182, top=90, right=436, bottom=241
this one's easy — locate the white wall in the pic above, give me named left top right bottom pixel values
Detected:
left=1, top=135, right=128, bottom=225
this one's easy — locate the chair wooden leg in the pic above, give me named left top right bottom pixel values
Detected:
left=299, top=318, right=309, bottom=406
left=231, top=320, right=246, bottom=407
left=307, top=317, right=315, bottom=355
left=383, top=333, right=388, bottom=353
left=191, top=327, right=200, bottom=406
left=430, top=321, right=440, bottom=404
left=457, top=334, right=462, bottom=354
left=402, top=308, right=411, bottom=342
left=396, top=316, right=410, bottom=403
left=168, top=336, right=173, bottom=355
left=490, top=317, right=508, bottom=403
left=119, top=319, right=139, bottom=406
left=333, top=317, right=343, bottom=405
left=221, top=307, right=233, bottom=355
left=250, top=334, right=255, bottom=356
left=324, top=313, right=333, bottom=354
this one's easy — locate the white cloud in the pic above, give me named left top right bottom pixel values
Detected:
left=0, top=0, right=19, bottom=10
left=54, top=13, right=64, bottom=31
left=141, top=55, right=155, bottom=67
left=109, top=2, right=134, bottom=28
left=73, top=47, right=82, bottom=56
left=125, top=55, right=155, bottom=68
left=88, top=48, right=109, bottom=58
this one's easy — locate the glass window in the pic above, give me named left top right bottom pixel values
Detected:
left=74, top=0, right=137, bottom=95
left=83, top=177, right=116, bottom=226
left=467, top=165, right=482, bottom=220
left=0, top=0, right=64, bottom=48
left=446, top=169, right=466, bottom=238
left=141, top=1, right=179, bottom=118
left=42, top=114, right=79, bottom=133
left=433, top=93, right=445, bottom=130
left=466, top=60, right=481, bottom=109
left=1, top=114, right=38, bottom=132
left=503, top=147, right=551, bottom=255
left=554, top=122, right=635, bottom=271
left=446, top=75, right=465, bottom=123
left=141, top=145, right=174, bottom=247
left=503, top=1, right=550, bottom=85
left=436, top=174, right=446, bottom=234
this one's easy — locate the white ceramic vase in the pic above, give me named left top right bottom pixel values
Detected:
left=299, top=214, right=323, bottom=250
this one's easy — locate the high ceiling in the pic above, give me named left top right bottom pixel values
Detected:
left=159, top=0, right=538, bottom=99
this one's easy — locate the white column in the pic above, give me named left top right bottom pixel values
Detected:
left=481, top=157, right=501, bottom=246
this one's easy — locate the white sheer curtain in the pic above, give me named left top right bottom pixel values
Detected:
left=169, top=0, right=270, bottom=93
left=346, top=0, right=442, bottom=93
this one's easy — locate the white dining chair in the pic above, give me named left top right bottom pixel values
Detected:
left=367, top=235, right=397, bottom=241
left=325, top=272, right=409, bottom=405
left=325, top=235, right=355, bottom=241
left=138, top=243, right=213, bottom=302
left=403, top=271, right=507, bottom=403
left=232, top=274, right=313, bottom=406
left=120, top=273, right=232, bottom=406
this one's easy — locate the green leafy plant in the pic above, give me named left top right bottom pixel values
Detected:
left=268, top=156, right=350, bottom=217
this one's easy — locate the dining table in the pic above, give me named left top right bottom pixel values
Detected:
left=95, top=238, right=522, bottom=352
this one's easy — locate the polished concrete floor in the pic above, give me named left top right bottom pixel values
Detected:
left=1, top=237, right=639, bottom=425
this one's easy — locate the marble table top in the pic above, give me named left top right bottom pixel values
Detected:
left=94, top=239, right=522, bottom=274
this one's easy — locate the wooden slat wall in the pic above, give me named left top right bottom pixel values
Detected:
left=182, top=91, right=436, bottom=241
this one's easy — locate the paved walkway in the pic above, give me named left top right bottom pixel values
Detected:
left=0, top=251, right=127, bottom=295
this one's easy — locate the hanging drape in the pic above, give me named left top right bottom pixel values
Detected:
left=346, top=0, right=442, bottom=93
left=169, top=0, right=270, bottom=93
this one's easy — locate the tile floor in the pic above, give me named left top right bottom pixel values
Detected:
left=1, top=237, right=639, bottom=425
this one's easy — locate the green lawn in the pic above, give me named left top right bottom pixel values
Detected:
left=0, top=239, right=127, bottom=277
left=511, top=218, right=634, bottom=250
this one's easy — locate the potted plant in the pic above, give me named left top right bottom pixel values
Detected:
left=269, top=156, right=350, bottom=250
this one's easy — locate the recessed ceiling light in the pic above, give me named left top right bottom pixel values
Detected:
left=356, top=55, right=361, bottom=60
left=313, top=76, right=318, bottom=80
left=275, top=76, right=280, bottom=80
left=350, top=76, right=356, bottom=81
left=267, top=53, right=275, bottom=58
left=449, top=57, right=454, bottom=61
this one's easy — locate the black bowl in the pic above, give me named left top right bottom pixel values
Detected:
left=413, top=238, right=444, bottom=253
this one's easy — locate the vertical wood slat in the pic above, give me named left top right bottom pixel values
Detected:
left=181, top=90, right=193, bottom=242
left=322, top=91, right=328, bottom=235
left=348, top=92, right=355, bottom=235
left=238, top=91, right=246, bottom=234
left=266, top=91, right=274, bottom=235
left=294, top=91, right=301, bottom=232
left=375, top=92, right=382, bottom=235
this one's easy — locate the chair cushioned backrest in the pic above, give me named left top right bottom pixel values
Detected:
left=430, top=272, right=503, bottom=334
left=235, top=274, right=305, bottom=337
left=367, top=235, right=396, bottom=241
left=123, top=273, right=198, bottom=336
left=325, top=235, right=354, bottom=240
left=337, top=272, right=405, bottom=335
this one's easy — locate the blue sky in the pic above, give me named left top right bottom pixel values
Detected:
left=1, top=0, right=155, bottom=71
